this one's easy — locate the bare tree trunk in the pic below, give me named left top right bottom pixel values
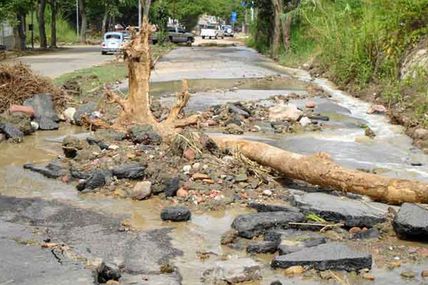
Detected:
left=271, top=0, right=281, bottom=60
left=50, top=0, right=57, bottom=48
left=213, top=138, right=428, bottom=205
left=79, top=0, right=87, bottom=43
left=38, top=0, right=48, bottom=48
left=16, top=12, right=27, bottom=51
left=102, top=10, right=108, bottom=35
left=281, top=12, right=292, bottom=51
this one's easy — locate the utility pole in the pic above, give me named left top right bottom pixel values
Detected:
left=31, top=9, right=34, bottom=49
left=138, top=0, right=142, bottom=28
left=76, top=0, right=79, bottom=37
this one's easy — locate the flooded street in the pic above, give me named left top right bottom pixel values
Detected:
left=1, top=45, right=428, bottom=284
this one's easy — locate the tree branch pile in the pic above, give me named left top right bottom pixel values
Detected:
left=0, top=63, right=67, bottom=113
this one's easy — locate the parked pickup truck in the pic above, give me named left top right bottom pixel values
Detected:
left=200, top=24, right=224, bottom=39
left=151, top=26, right=195, bottom=46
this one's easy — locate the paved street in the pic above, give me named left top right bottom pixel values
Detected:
left=4, top=45, right=113, bottom=78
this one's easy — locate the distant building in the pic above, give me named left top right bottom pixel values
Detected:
left=0, top=22, right=14, bottom=49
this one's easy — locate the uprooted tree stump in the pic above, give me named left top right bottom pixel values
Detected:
left=88, top=17, right=428, bottom=205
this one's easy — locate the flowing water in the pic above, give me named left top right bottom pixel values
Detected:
left=1, top=46, right=428, bottom=284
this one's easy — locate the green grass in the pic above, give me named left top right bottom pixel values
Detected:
left=54, top=44, right=174, bottom=94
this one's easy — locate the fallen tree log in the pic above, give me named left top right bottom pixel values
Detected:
left=212, top=137, right=428, bottom=205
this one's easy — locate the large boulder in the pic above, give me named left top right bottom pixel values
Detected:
left=231, top=211, right=305, bottom=239
left=292, top=192, right=389, bottom=227
left=272, top=242, right=372, bottom=271
left=24, top=93, right=59, bottom=130
left=201, top=258, right=261, bottom=284
left=392, top=203, right=428, bottom=241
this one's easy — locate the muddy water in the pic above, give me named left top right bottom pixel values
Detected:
left=2, top=46, right=428, bottom=284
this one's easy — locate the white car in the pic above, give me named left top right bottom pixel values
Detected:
left=200, top=25, right=224, bottom=39
left=101, top=32, right=128, bottom=55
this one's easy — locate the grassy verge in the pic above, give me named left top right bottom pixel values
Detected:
left=54, top=44, right=174, bottom=95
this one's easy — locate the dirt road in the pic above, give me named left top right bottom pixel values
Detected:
left=4, top=46, right=113, bottom=78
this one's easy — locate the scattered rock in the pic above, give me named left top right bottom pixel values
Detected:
left=413, top=128, right=428, bottom=140
left=269, top=103, right=302, bottom=122
left=201, top=258, right=261, bottom=284
left=63, top=107, right=76, bottom=123
left=247, top=240, right=279, bottom=254
left=129, top=124, right=162, bottom=145
left=400, top=271, right=416, bottom=279
left=87, top=137, right=109, bottom=150
left=234, top=173, right=248, bottom=182
left=270, top=281, right=283, bottom=285
left=367, top=104, right=387, bottom=114
left=277, top=231, right=326, bottom=255
left=0, top=122, right=24, bottom=142
left=365, top=127, right=376, bottom=138
left=305, top=101, right=316, bottom=108
left=224, top=123, right=244, bottom=135
left=192, top=173, right=210, bottom=180
left=161, top=206, right=191, bottom=222
left=24, top=93, right=59, bottom=130
left=183, top=148, right=196, bottom=161
left=221, top=230, right=238, bottom=245
left=284, top=265, right=305, bottom=276
left=73, top=102, right=97, bottom=125
left=176, top=188, right=188, bottom=198
left=231, top=211, right=305, bottom=239
left=362, top=273, right=375, bottom=281
left=421, top=270, right=428, bottom=278
left=351, top=228, right=380, bottom=240
left=97, top=262, right=121, bottom=284
left=292, top=192, right=388, bottom=227
left=228, top=103, right=250, bottom=118
left=247, top=202, right=300, bottom=213
left=164, top=177, right=181, bottom=197
left=112, top=163, right=145, bottom=180
left=262, top=189, right=273, bottom=196
left=77, top=170, right=107, bottom=192
left=23, top=161, right=67, bottom=179
left=272, top=242, right=372, bottom=271
left=299, top=117, right=312, bottom=127
left=132, top=181, right=152, bottom=200
left=392, top=203, right=428, bottom=241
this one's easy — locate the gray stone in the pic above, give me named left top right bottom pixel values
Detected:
left=129, top=124, right=162, bottom=145
left=161, top=206, right=191, bottom=222
left=23, top=160, right=67, bottom=179
left=112, top=163, right=145, bottom=180
left=228, top=103, right=250, bottom=118
left=0, top=122, right=24, bottom=142
left=351, top=228, right=380, bottom=240
left=393, top=203, right=428, bottom=241
left=248, top=202, right=301, bottom=213
left=73, top=102, right=97, bottom=126
left=246, top=240, right=279, bottom=254
left=231, top=211, right=305, bottom=239
left=87, top=137, right=109, bottom=150
left=24, top=93, right=59, bottom=130
left=272, top=242, right=372, bottom=271
left=292, top=192, right=388, bottom=227
left=201, top=258, right=261, bottom=284
left=164, top=177, right=181, bottom=197
left=263, top=229, right=326, bottom=254
left=76, top=170, right=107, bottom=191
